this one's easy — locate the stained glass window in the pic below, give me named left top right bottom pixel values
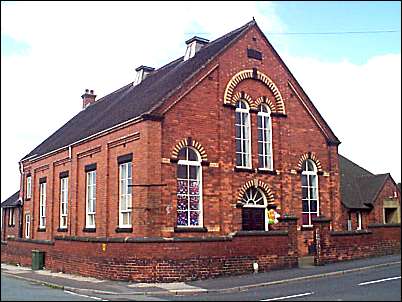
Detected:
left=301, top=159, right=319, bottom=226
left=176, top=147, right=202, bottom=227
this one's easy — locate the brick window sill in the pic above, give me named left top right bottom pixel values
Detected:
left=82, top=228, right=96, bottom=233
left=174, top=227, right=208, bottom=233
left=234, top=166, right=254, bottom=173
left=115, top=227, right=133, bottom=233
left=257, top=168, right=276, bottom=175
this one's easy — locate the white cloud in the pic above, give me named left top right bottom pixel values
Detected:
left=284, top=53, right=401, bottom=183
left=1, top=1, right=400, bottom=204
left=1, top=1, right=282, bottom=200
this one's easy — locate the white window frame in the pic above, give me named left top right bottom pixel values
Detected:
left=8, top=208, right=15, bottom=226
left=301, top=160, right=320, bottom=227
left=176, top=147, right=203, bottom=228
left=25, top=213, right=30, bottom=239
left=257, top=104, right=273, bottom=170
left=235, top=99, right=252, bottom=168
left=356, top=211, right=362, bottom=230
left=119, top=162, right=132, bottom=228
left=26, top=176, right=32, bottom=199
left=241, top=187, right=268, bottom=231
left=39, top=182, right=46, bottom=229
left=86, top=170, right=96, bottom=228
left=59, top=177, right=68, bottom=229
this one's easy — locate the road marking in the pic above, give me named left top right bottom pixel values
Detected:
left=261, top=292, right=314, bottom=301
left=358, top=276, right=401, bottom=286
left=64, top=290, right=108, bottom=301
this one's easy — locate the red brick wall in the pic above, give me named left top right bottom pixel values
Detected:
left=313, top=220, right=400, bottom=264
left=1, top=221, right=298, bottom=282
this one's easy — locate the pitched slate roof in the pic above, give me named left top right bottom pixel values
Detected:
left=339, top=154, right=390, bottom=210
left=22, top=21, right=255, bottom=161
left=1, top=191, right=21, bottom=208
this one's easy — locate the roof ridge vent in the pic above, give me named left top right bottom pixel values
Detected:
left=184, top=36, right=209, bottom=61
left=134, top=65, right=155, bottom=86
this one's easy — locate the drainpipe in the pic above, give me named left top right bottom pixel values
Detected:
left=18, top=161, right=24, bottom=238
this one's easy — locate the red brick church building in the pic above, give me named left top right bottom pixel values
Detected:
left=2, top=20, right=400, bottom=281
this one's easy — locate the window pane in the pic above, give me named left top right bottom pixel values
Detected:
left=177, top=195, right=188, bottom=210
left=235, top=112, right=241, bottom=125
left=178, top=148, right=186, bottom=160
left=258, top=155, right=264, bottom=168
left=302, top=200, right=309, bottom=212
left=301, top=175, right=308, bottom=186
left=189, top=180, right=199, bottom=195
left=189, top=166, right=197, bottom=179
left=257, top=116, right=262, bottom=128
left=190, top=211, right=200, bottom=226
left=177, top=165, right=187, bottom=179
left=190, top=196, right=199, bottom=210
left=310, top=188, right=317, bottom=199
left=177, top=180, right=188, bottom=194
left=177, top=211, right=188, bottom=226
left=309, top=175, right=316, bottom=186
left=302, top=187, right=308, bottom=199
left=235, top=139, right=242, bottom=152
left=236, top=153, right=242, bottom=166
left=310, top=200, right=317, bottom=212
left=188, top=149, right=198, bottom=161
left=258, top=142, right=263, bottom=155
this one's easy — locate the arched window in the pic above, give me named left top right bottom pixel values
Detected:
left=301, top=159, right=319, bottom=226
left=235, top=100, right=251, bottom=168
left=176, top=147, right=203, bottom=227
left=257, top=104, right=273, bottom=170
left=241, top=187, right=268, bottom=231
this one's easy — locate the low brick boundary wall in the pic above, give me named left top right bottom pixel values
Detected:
left=1, top=218, right=298, bottom=282
left=313, top=218, right=400, bottom=265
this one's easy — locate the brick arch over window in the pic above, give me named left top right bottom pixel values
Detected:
left=223, top=69, right=285, bottom=114
left=171, top=138, right=208, bottom=162
left=236, top=179, right=280, bottom=209
left=231, top=91, right=253, bottom=107
left=255, top=96, right=276, bottom=112
left=297, top=152, right=323, bottom=172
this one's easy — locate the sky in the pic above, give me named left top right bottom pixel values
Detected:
left=1, top=1, right=401, bottom=201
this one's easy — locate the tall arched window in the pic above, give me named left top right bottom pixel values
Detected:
left=301, top=159, right=319, bottom=226
left=257, top=104, right=273, bottom=170
left=176, top=147, right=203, bottom=227
left=241, top=187, right=268, bottom=231
left=235, top=99, right=251, bottom=168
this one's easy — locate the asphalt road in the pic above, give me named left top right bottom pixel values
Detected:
left=160, top=263, right=401, bottom=301
left=1, top=263, right=401, bottom=301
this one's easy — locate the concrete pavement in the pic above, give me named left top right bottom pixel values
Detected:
left=1, top=254, right=400, bottom=297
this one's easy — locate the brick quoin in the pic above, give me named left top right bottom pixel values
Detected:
left=2, top=21, right=400, bottom=282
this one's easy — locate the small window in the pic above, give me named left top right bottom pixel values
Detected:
left=86, top=170, right=96, bottom=228
left=25, top=213, right=30, bottom=239
left=26, top=176, right=32, bottom=199
left=59, top=177, right=68, bottom=229
left=119, top=162, right=132, bottom=228
left=39, top=182, right=46, bottom=229
left=8, top=208, right=15, bottom=226
left=356, top=211, right=362, bottom=230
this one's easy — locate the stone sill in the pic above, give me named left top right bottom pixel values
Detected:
left=234, top=230, right=288, bottom=237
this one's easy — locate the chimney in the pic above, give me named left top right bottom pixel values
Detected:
left=133, top=65, right=155, bottom=86
left=81, top=89, right=97, bottom=109
left=184, top=36, right=209, bottom=61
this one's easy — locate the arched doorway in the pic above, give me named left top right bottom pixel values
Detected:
left=240, top=187, right=268, bottom=231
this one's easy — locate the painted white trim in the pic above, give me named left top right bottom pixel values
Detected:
left=85, top=171, right=96, bottom=229
left=26, top=176, right=32, bottom=199
left=39, top=182, right=46, bottom=229
left=235, top=100, right=252, bottom=169
left=25, top=213, right=30, bottom=239
left=59, top=177, right=68, bottom=229
left=119, top=162, right=132, bottom=228
left=301, top=160, right=320, bottom=227
left=257, top=104, right=273, bottom=170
